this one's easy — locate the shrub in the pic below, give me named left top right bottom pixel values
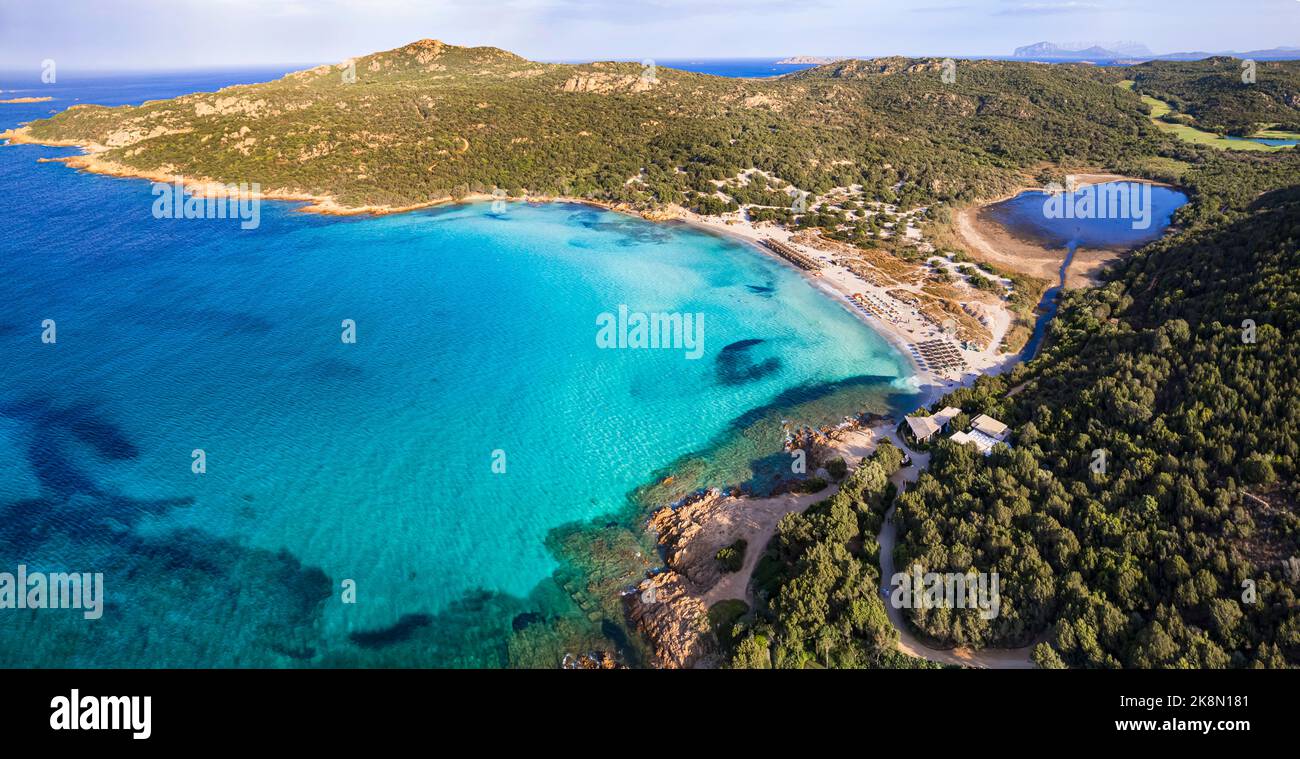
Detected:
left=716, top=539, right=748, bottom=573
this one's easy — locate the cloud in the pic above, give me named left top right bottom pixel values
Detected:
left=994, top=1, right=1103, bottom=16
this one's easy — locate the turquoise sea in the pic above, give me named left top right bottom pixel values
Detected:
left=0, top=70, right=917, bottom=666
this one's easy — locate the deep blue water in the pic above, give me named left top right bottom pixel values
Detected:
left=982, top=182, right=1188, bottom=361
left=0, top=70, right=916, bottom=666
left=548, top=58, right=819, bottom=77
left=652, top=59, right=818, bottom=77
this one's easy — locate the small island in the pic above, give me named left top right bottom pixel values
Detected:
left=775, top=55, right=843, bottom=65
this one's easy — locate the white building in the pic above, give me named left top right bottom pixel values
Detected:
left=904, top=406, right=963, bottom=443
left=970, top=414, right=1009, bottom=441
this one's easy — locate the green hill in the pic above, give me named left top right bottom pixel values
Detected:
left=17, top=39, right=1162, bottom=210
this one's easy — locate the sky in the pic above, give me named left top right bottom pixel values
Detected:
left=0, top=0, right=1296, bottom=71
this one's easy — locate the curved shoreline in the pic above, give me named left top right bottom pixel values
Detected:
left=1, top=124, right=646, bottom=218
left=679, top=215, right=1024, bottom=408
left=953, top=173, right=1181, bottom=289
left=3, top=124, right=1046, bottom=669
left=4, top=124, right=989, bottom=407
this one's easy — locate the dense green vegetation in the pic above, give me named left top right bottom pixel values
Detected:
left=895, top=144, right=1300, bottom=667
left=739, top=61, right=1300, bottom=668
left=716, top=539, right=748, bottom=573
left=727, top=442, right=942, bottom=668
left=18, top=42, right=1300, bottom=668
left=1117, top=58, right=1300, bottom=135
left=23, top=40, right=1163, bottom=212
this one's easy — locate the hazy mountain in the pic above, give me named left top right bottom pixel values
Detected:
left=1013, top=42, right=1133, bottom=60
left=775, top=55, right=843, bottom=65
left=1016, top=41, right=1300, bottom=62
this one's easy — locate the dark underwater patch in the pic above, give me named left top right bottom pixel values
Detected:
left=2, top=398, right=141, bottom=496
left=308, top=358, right=365, bottom=380
left=512, top=611, right=544, bottom=631
left=0, top=391, right=334, bottom=667
left=566, top=209, right=670, bottom=246
left=64, top=408, right=140, bottom=460
left=716, top=338, right=781, bottom=385
left=349, top=613, right=435, bottom=649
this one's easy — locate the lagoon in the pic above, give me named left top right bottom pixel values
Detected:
left=980, top=181, right=1188, bottom=360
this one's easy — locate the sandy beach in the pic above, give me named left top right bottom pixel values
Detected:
left=682, top=211, right=1022, bottom=403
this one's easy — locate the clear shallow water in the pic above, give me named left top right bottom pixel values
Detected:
left=0, top=71, right=915, bottom=666
left=980, top=182, right=1188, bottom=360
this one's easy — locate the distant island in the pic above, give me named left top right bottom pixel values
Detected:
left=1014, top=40, right=1300, bottom=62
left=775, top=55, right=844, bottom=65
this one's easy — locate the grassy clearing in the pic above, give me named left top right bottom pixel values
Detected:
left=1119, top=80, right=1291, bottom=152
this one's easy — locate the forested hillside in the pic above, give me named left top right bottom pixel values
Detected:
left=14, top=40, right=1300, bottom=668
left=1121, top=58, right=1300, bottom=134
left=892, top=165, right=1299, bottom=667
left=17, top=39, right=1160, bottom=210
left=731, top=143, right=1300, bottom=667
left=729, top=61, right=1300, bottom=666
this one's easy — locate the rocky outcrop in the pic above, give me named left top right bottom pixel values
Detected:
left=560, top=73, right=657, bottom=94
left=561, top=650, right=625, bottom=669
left=625, top=571, right=716, bottom=669
left=647, top=490, right=733, bottom=593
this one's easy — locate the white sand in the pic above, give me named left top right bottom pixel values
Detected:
left=681, top=212, right=1023, bottom=407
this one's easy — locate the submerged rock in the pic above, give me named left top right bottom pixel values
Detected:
left=511, top=611, right=544, bottom=632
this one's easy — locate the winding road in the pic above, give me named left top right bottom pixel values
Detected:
left=876, top=431, right=1037, bottom=669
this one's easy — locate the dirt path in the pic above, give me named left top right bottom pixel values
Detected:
left=699, top=489, right=829, bottom=608
left=700, top=427, right=883, bottom=608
